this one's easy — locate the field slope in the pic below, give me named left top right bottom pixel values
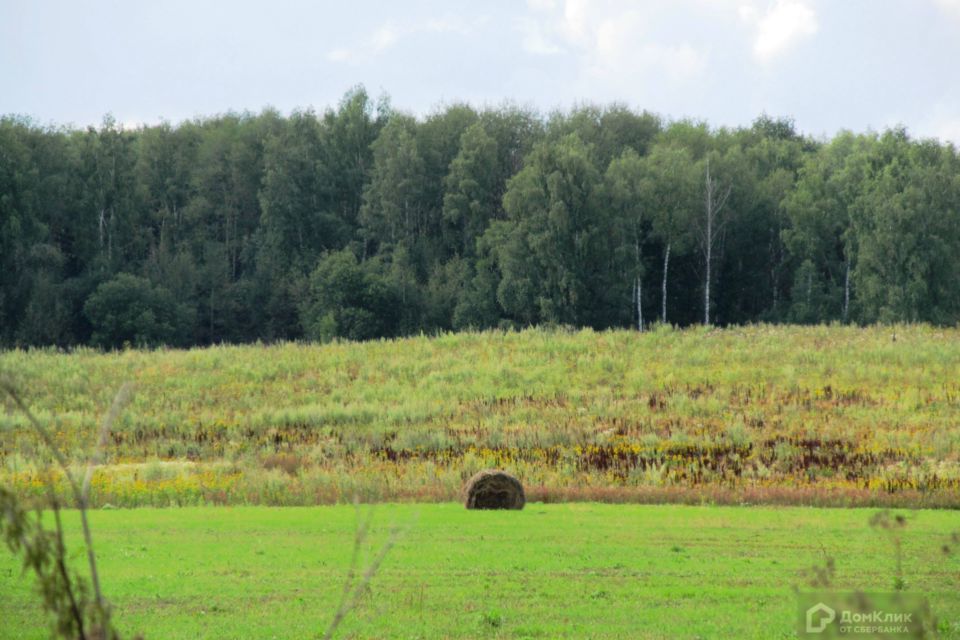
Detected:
left=2, top=325, right=960, bottom=507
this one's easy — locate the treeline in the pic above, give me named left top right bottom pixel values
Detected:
left=2, top=87, right=960, bottom=348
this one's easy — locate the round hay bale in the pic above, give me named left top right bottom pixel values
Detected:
left=463, top=469, right=525, bottom=510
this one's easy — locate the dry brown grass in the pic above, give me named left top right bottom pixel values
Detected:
left=262, top=453, right=302, bottom=476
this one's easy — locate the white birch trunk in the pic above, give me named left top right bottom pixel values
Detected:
left=636, top=276, right=643, bottom=332
left=107, top=208, right=113, bottom=261
left=98, top=208, right=106, bottom=250
left=704, top=161, right=712, bottom=326
left=661, top=242, right=671, bottom=324
left=634, top=237, right=643, bottom=332
left=843, top=260, right=851, bottom=322
left=701, top=158, right=731, bottom=327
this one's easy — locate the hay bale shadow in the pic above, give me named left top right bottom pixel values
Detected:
left=463, top=469, right=525, bottom=510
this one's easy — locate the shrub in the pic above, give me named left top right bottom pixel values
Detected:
left=83, top=274, right=193, bottom=349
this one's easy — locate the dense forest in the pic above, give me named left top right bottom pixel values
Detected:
left=2, top=87, right=959, bottom=349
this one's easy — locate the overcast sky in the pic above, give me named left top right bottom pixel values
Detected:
left=2, top=0, right=959, bottom=143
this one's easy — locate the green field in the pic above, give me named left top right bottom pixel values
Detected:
left=1, top=504, right=959, bottom=639
left=2, top=325, right=960, bottom=508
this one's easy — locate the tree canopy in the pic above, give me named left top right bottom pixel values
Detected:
left=2, top=91, right=960, bottom=348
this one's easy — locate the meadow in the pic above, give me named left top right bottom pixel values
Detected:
left=2, top=325, right=960, bottom=508
left=1, top=504, right=959, bottom=639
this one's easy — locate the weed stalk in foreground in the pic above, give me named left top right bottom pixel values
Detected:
left=0, top=376, right=133, bottom=639
left=322, top=502, right=400, bottom=640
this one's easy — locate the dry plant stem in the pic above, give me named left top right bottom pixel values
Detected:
left=321, top=504, right=398, bottom=640
left=35, top=461, right=89, bottom=638
left=323, top=504, right=373, bottom=640
left=53, top=500, right=87, bottom=640
left=82, top=384, right=133, bottom=503
left=323, top=533, right=397, bottom=640
left=335, top=505, right=372, bottom=610
left=1, top=378, right=133, bottom=612
left=80, top=383, right=133, bottom=607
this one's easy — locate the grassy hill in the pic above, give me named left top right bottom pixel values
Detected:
left=2, top=324, right=959, bottom=508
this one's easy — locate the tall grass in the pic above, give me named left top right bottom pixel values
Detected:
left=2, top=325, right=959, bottom=507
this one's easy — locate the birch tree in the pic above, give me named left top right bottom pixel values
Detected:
left=78, top=116, right=138, bottom=269
left=782, top=132, right=867, bottom=322
left=639, top=144, right=698, bottom=324
left=698, top=153, right=732, bottom=325
left=606, top=148, right=649, bottom=331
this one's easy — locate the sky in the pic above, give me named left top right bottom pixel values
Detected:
left=2, top=0, right=960, bottom=144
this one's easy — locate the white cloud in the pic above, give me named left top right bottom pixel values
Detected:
left=526, top=0, right=558, bottom=11
left=326, top=48, right=350, bottom=62
left=517, top=1, right=706, bottom=83
left=590, top=12, right=706, bottom=81
left=739, top=0, right=819, bottom=62
left=936, top=119, right=960, bottom=145
left=370, top=25, right=401, bottom=53
left=933, top=0, right=960, bottom=20
left=917, top=103, right=960, bottom=146
left=326, top=17, right=478, bottom=64
left=518, top=18, right=563, bottom=55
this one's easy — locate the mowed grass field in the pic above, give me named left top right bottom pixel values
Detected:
left=2, top=325, right=960, bottom=507
left=1, top=504, right=959, bottom=639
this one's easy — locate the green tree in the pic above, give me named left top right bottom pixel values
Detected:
left=452, top=254, right=503, bottom=331
left=0, top=118, right=45, bottom=344
left=850, top=131, right=960, bottom=323
left=636, top=144, right=699, bottom=324
left=546, top=104, right=661, bottom=167
left=16, top=244, right=76, bottom=345
left=718, top=119, right=805, bottom=323
left=83, top=273, right=193, bottom=348
left=782, top=132, right=869, bottom=322
left=419, top=104, right=479, bottom=243
left=259, top=110, right=350, bottom=271
left=424, top=256, right=470, bottom=332
left=495, top=134, right=609, bottom=326
left=322, top=86, right=387, bottom=230
left=135, top=121, right=199, bottom=253
left=605, top=148, right=650, bottom=330
left=697, top=151, right=734, bottom=325
left=359, top=115, right=427, bottom=252
left=76, top=117, right=141, bottom=270
left=442, top=122, right=500, bottom=258
left=300, top=250, right=399, bottom=341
